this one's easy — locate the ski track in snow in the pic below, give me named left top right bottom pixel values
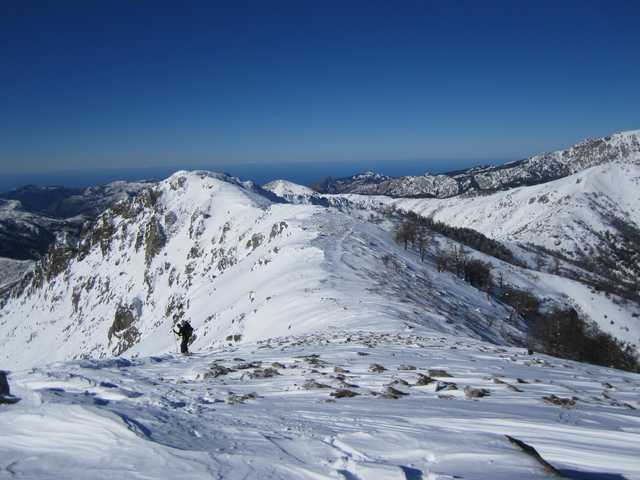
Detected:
left=2, top=332, right=640, bottom=480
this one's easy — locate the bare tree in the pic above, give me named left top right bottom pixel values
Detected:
left=416, top=226, right=432, bottom=262
left=395, top=220, right=417, bottom=250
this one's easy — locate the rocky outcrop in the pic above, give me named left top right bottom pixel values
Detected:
left=108, top=303, right=141, bottom=356
left=144, top=216, right=166, bottom=267
left=0, top=370, right=20, bottom=404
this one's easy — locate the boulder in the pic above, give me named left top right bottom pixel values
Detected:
left=464, top=386, right=490, bottom=398
left=331, top=389, right=360, bottom=398
left=369, top=363, right=386, bottom=373
left=543, top=395, right=577, bottom=408
left=415, top=374, right=435, bottom=386
left=0, top=371, right=20, bottom=405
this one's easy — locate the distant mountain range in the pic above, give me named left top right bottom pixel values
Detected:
left=312, top=130, right=640, bottom=197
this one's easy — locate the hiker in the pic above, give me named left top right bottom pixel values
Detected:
left=173, top=320, right=194, bottom=354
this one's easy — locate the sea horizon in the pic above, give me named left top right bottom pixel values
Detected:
left=0, top=157, right=509, bottom=194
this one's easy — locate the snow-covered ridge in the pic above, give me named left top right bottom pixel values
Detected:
left=265, top=163, right=640, bottom=347
left=1, top=170, right=527, bottom=370
left=314, top=129, right=640, bottom=197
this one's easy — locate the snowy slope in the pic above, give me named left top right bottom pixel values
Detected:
left=3, top=332, right=640, bottom=479
left=264, top=177, right=640, bottom=348
left=386, top=161, right=640, bottom=258
left=0, top=171, right=524, bottom=370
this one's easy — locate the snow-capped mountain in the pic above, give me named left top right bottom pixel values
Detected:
left=0, top=171, right=528, bottom=370
left=313, top=130, right=640, bottom=198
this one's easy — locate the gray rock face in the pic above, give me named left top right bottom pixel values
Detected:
left=108, top=304, right=141, bottom=356
left=0, top=370, right=20, bottom=404
left=313, top=130, right=640, bottom=198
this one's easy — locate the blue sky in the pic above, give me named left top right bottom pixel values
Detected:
left=2, top=0, right=639, bottom=175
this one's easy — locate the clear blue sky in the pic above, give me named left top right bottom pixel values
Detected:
left=2, top=0, right=639, bottom=175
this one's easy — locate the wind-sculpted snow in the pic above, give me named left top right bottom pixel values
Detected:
left=2, top=332, right=640, bottom=479
left=314, top=130, right=640, bottom=198
left=0, top=171, right=524, bottom=370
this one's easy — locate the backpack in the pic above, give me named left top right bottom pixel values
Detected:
left=182, top=322, right=194, bottom=337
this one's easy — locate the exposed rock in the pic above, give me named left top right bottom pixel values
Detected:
left=164, top=211, right=178, bottom=229
left=543, top=395, right=577, bottom=408
left=438, top=394, right=455, bottom=400
left=246, top=368, right=280, bottom=379
left=428, top=369, right=452, bottom=378
left=301, top=355, right=326, bottom=367
left=415, top=374, right=435, bottom=386
left=505, top=435, right=561, bottom=475
left=337, top=380, right=359, bottom=389
left=464, top=386, right=490, bottom=398
left=0, top=371, right=20, bottom=405
left=303, top=380, right=331, bottom=390
left=369, top=363, right=386, bottom=373
left=246, top=233, right=264, bottom=251
left=382, top=386, right=409, bottom=399
left=331, top=389, right=360, bottom=398
left=397, top=364, right=416, bottom=371
left=235, top=361, right=262, bottom=370
left=226, top=392, right=258, bottom=405
left=107, top=303, right=141, bottom=356
left=435, top=381, right=458, bottom=392
left=269, top=221, right=288, bottom=241
left=144, top=217, right=166, bottom=267
left=389, top=378, right=410, bottom=387
left=203, top=364, right=234, bottom=379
